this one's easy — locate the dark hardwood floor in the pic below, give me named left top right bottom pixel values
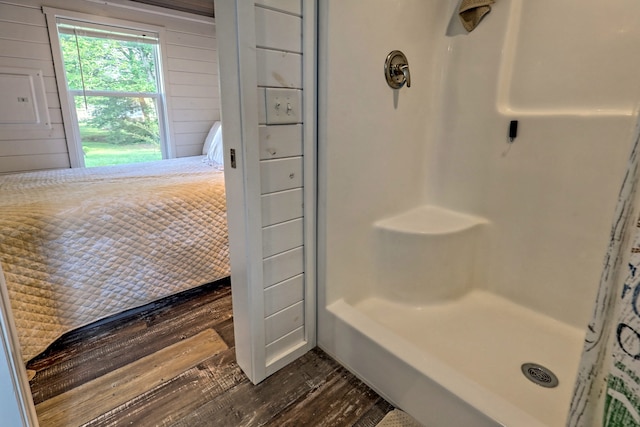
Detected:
left=27, top=279, right=393, bottom=426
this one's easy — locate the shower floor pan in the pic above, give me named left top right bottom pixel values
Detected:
left=324, top=290, right=584, bottom=427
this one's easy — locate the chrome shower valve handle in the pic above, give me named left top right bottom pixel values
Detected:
left=385, top=50, right=411, bottom=89
left=399, top=64, right=411, bottom=88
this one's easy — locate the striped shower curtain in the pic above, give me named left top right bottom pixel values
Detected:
left=568, top=116, right=640, bottom=426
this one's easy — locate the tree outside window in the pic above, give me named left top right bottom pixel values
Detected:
left=57, top=21, right=166, bottom=167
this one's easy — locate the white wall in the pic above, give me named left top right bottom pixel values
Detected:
left=0, top=0, right=219, bottom=173
left=424, top=0, right=640, bottom=328
left=319, top=0, right=446, bottom=305
left=319, top=0, right=640, bottom=329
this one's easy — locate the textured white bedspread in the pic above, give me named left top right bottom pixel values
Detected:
left=0, top=157, right=229, bottom=361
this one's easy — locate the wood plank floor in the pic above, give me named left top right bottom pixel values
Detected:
left=27, top=279, right=394, bottom=426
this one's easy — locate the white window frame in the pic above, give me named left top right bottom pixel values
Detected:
left=44, top=8, right=173, bottom=168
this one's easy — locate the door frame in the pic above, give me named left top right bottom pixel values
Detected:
left=0, top=264, right=39, bottom=427
left=216, top=0, right=317, bottom=384
left=216, top=0, right=268, bottom=382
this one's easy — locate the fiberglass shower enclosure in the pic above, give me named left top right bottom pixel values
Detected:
left=317, top=0, right=640, bottom=426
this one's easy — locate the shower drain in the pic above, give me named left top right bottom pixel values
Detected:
left=521, top=363, right=559, bottom=388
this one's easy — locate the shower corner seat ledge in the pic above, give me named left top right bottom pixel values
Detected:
left=373, top=205, right=488, bottom=235
left=372, top=205, right=489, bottom=305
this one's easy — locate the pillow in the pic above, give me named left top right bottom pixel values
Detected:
left=207, top=124, right=224, bottom=169
left=202, top=121, right=221, bottom=155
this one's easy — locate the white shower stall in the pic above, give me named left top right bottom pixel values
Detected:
left=317, top=0, right=640, bottom=425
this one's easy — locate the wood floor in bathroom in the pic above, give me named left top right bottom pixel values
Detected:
left=27, top=278, right=393, bottom=426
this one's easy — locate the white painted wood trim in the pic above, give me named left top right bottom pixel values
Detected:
left=219, top=0, right=316, bottom=385
left=263, top=246, right=305, bottom=288
left=156, top=27, right=175, bottom=159
left=262, top=218, right=304, bottom=258
left=42, top=7, right=166, bottom=39
left=264, top=273, right=305, bottom=316
left=260, top=157, right=303, bottom=193
left=43, top=10, right=82, bottom=168
left=256, top=49, right=302, bottom=88
left=265, top=300, right=304, bottom=343
left=265, top=340, right=308, bottom=376
left=215, top=0, right=267, bottom=384
left=255, top=6, right=302, bottom=53
left=257, top=87, right=267, bottom=124
left=316, top=0, right=329, bottom=330
left=265, top=0, right=316, bottom=378
left=302, top=0, right=318, bottom=352
left=255, top=0, right=302, bottom=17
left=43, top=7, right=176, bottom=162
left=266, top=326, right=305, bottom=364
left=261, top=188, right=304, bottom=226
left=0, top=265, right=39, bottom=427
left=258, top=124, right=303, bottom=159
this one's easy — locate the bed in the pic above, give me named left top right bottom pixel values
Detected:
left=0, top=156, right=229, bottom=362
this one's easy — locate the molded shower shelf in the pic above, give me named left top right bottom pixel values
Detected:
left=373, top=205, right=489, bottom=305
left=374, top=205, right=487, bottom=235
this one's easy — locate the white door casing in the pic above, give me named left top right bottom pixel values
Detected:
left=0, top=264, right=39, bottom=427
left=215, top=0, right=317, bottom=384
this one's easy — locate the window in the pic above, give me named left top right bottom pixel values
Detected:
left=47, top=12, right=169, bottom=168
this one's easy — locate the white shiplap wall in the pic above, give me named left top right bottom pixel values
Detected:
left=0, top=0, right=219, bottom=173
left=165, top=25, right=219, bottom=158
left=0, top=2, right=68, bottom=172
left=253, top=0, right=309, bottom=370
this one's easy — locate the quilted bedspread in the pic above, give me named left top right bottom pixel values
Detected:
left=0, top=156, right=229, bottom=362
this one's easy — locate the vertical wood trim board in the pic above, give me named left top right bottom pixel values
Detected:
left=255, top=1, right=313, bottom=377
left=214, top=0, right=314, bottom=385
left=301, top=0, right=318, bottom=352
left=216, top=0, right=267, bottom=383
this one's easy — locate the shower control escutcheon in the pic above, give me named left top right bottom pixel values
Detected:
left=384, top=50, right=411, bottom=89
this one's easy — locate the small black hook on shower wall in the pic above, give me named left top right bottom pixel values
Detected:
left=509, top=120, right=518, bottom=143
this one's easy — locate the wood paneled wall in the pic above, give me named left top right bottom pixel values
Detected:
left=0, top=0, right=219, bottom=173
left=166, top=27, right=219, bottom=158
left=253, top=0, right=307, bottom=367
left=0, top=2, right=68, bottom=172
